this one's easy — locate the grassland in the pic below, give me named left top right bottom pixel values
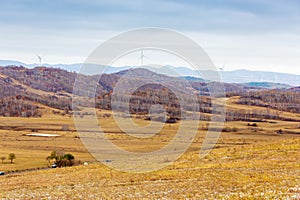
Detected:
left=0, top=99, right=300, bottom=199
left=0, top=137, right=299, bottom=199
left=0, top=109, right=95, bottom=172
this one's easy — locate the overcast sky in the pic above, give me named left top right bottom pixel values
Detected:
left=0, top=0, right=300, bottom=74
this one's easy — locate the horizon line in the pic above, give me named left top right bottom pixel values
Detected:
left=0, top=59, right=300, bottom=76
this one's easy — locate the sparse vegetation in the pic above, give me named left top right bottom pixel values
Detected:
left=8, top=153, right=16, bottom=164
left=1, top=156, right=5, bottom=164
left=46, top=151, right=76, bottom=168
left=0, top=137, right=299, bottom=199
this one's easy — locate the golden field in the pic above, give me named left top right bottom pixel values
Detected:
left=0, top=99, right=300, bottom=199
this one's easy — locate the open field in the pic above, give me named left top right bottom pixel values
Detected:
left=0, top=111, right=95, bottom=172
left=0, top=99, right=300, bottom=199
left=0, top=137, right=299, bottom=199
left=1, top=109, right=299, bottom=171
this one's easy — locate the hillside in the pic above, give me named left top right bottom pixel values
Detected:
left=0, top=65, right=299, bottom=121
left=1, top=60, right=300, bottom=86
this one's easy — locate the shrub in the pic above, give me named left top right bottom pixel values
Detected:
left=231, top=127, right=238, bottom=132
left=46, top=151, right=75, bottom=168
left=247, top=123, right=257, bottom=127
left=222, top=127, right=231, bottom=132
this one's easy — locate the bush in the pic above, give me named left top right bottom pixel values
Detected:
left=222, top=127, right=231, bottom=132
left=248, top=123, right=257, bottom=127
left=231, top=127, right=238, bottom=132
left=222, top=127, right=238, bottom=132
left=46, top=151, right=75, bottom=168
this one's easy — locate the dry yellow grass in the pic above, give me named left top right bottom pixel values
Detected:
left=0, top=114, right=94, bottom=172
left=0, top=138, right=299, bottom=199
left=0, top=100, right=300, bottom=199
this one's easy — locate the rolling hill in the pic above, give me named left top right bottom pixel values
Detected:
left=0, top=65, right=299, bottom=123
left=0, top=60, right=299, bottom=86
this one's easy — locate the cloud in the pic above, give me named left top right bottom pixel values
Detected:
left=1, top=0, right=299, bottom=32
left=0, top=0, right=299, bottom=74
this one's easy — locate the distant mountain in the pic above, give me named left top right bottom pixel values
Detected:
left=244, top=82, right=291, bottom=89
left=219, top=70, right=300, bottom=86
left=180, top=76, right=206, bottom=82
left=0, top=60, right=27, bottom=67
left=0, top=60, right=299, bottom=86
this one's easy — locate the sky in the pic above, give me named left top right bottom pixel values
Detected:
left=0, top=0, right=300, bottom=74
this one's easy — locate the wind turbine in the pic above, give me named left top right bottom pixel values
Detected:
left=218, top=65, right=225, bottom=81
left=140, top=49, right=147, bottom=66
left=35, top=54, right=43, bottom=65
left=140, top=49, right=145, bottom=66
left=218, top=64, right=225, bottom=71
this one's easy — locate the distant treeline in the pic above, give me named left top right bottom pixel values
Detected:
left=0, top=96, right=41, bottom=117
left=237, top=90, right=300, bottom=113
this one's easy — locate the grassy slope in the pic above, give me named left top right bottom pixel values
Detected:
left=0, top=138, right=299, bottom=199
left=0, top=97, right=300, bottom=199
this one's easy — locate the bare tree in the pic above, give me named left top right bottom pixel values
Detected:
left=8, top=153, right=16, bottom=164
left=1, top=156, right=5, bottom=164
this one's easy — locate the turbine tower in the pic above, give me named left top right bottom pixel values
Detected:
left=140, top=49, right=145, bottom=66
left=36, top=54, right=43, bottom=65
